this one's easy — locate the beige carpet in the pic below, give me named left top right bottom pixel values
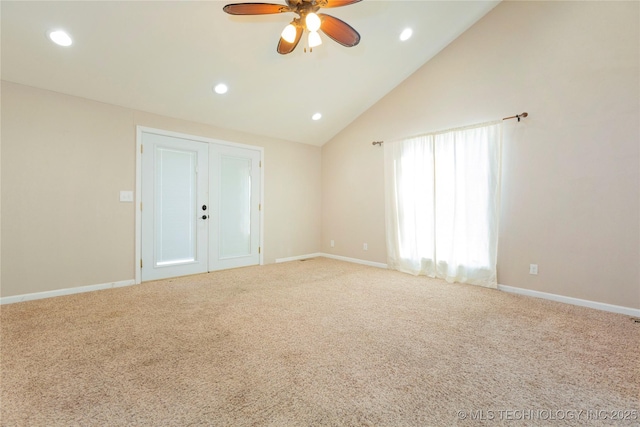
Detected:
left=1, top=258, right=638, bottom=426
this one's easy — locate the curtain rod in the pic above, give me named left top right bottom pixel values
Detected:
left=502, top=112, right=528, bottom=122
left=372, top=112, right=528, bottom=146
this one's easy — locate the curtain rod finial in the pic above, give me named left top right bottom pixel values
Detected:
left=503, top=112, right=529, bottom=122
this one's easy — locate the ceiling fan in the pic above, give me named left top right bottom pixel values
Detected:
left=223, top=0, right=362, bottom=54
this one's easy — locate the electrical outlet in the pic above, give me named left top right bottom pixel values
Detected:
left=363, top=243, right=368, bottom=251
left=529, top=264, right=538, bottom=275
left=330, top=240, right=335, bottom=248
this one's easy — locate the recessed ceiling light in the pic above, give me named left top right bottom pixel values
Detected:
left=400, top=28, right=413, bottom=42
left=312, top=113, right=322, bottom=121
left=213, top=83, right=228, bottom=94
left=48, top=29, right=72, bottom=47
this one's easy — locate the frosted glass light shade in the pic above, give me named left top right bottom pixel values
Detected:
left=308, top=31, right=322, bottom=48
left=281, top=24, right=297, bottom=43
left=305, top=13, right=321, bottom=32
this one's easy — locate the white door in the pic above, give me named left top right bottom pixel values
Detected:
left=141, top=132, right=209, bottom=281
left=209, top=144, right=261, bottom=271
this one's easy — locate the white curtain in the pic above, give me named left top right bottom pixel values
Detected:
left=384, top=122, right=502, bottom=288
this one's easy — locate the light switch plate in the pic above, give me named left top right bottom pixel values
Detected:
left=120, top=191, right=134, bottom=202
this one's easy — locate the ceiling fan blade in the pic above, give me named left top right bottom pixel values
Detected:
left=277, top=25, right=303, bottom=54
left=223, top=3, right=290, bottom=15
left=322, top=0, right=363, bottom=8
left=319, top=14, right=360, bottom=47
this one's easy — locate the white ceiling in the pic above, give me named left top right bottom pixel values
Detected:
left=1, top=1, right=499, bottom=146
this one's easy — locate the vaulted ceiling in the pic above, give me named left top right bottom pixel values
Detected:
left=1, top=1, right=499, bottom=146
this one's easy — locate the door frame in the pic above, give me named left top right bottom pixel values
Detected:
left=135, top=126, right=264, bottom=284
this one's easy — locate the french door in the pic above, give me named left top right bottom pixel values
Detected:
left=140, top=129, right=261, bottom=282
left=209, top=145, right=261, bottom=271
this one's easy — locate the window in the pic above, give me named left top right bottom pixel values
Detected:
left=384, top=122, right=502, bottom=288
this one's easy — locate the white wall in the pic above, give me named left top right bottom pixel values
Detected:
left=321, top=1, right=640, bottom=309
left=1, top=82, right=321, bottom=297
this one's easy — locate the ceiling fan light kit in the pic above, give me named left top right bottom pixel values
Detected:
left=308, top=30, right=322, bottom=48
left=223, top=0, right=362, bottom=55
left=281, top=23, right=298, bottom=43
left=305, top=12, right=321, bottom=32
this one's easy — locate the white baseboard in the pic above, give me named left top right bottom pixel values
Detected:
left=275, top=253, right=323, bottom=263
left=498, top=284, right=640, bottom=317
left=320, top=253, right=388, bottom=269
left=276, top=253, right=388, bottom=269
left=0, top=279, right=136, bottom=305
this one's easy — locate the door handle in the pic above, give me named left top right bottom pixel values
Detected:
left=202, top=205, right=207, bottom=211
left=202, top=215, right=209, bottom=220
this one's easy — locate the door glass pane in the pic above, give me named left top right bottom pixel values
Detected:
left=220, top=155, right=251, bottom=258
left=155, top=147, right=197, bottom=266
